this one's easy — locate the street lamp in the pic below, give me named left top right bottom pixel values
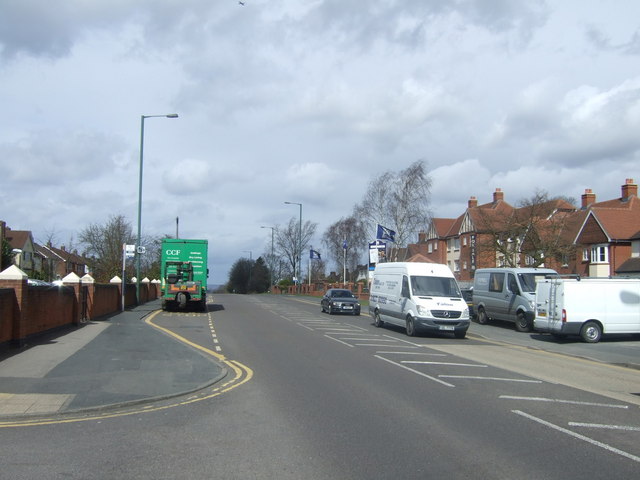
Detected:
left=136, top=113, right=179, bottom=305
left=261, top=226, right=275, bottom=290
left=284, top=201, right=302, bottom=291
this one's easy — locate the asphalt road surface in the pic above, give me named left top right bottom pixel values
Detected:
left=1, top=293, right=639, bottom=479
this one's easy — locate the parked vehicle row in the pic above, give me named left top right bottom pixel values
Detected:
left=469, top=267, right=640, bottom=343
left=320, top=264, right=640, bottom=344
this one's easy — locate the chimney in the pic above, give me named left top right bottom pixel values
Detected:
left=468, top=196, right=478, bottom=208
left=493, top=188, right=504, bottom=203
left=581, top=188, right=596, bottom=208
left=621, top=178, right=637, bottom=200
left=418, top=231, right=427, bottom=243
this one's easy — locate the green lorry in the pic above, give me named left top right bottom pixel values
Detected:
left=160, top=238, right=209, bottom=312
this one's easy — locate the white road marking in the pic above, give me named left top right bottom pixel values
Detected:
left=569, top=422, right=640, bottom=431
left=499, top=396, right=628, bottom=409
left=513, top=410, right=640, bottom=463
left=375, top=355, right=455, bottom=387
left=440, top=375, right=542, bottom=383
left=402, top=361, right=487, bottom=367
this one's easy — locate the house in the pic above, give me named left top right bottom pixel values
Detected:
left=615, top=231, right=640, bottom=277
left=574, top=179, right=640, bottom=277
left=40, top=243, right=90, bottom=280
left=4, top=227, right=38, bottom=277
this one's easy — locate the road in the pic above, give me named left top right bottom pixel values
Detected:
left=1, top=293, right=639, bottom=479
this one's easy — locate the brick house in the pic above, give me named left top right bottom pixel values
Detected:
left=39, top=243, right=90, bottom=281
left=415, top=178, right=639, bottom=281
left=574, top=178, right=640, bottom=277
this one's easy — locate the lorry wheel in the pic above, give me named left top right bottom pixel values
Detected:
left=476, top=307, right=488, bottom=325
left=374, top=311, right=384, bottom=328
left=406, top=316, right=416, bottom=337
left=515, top=312, right=531, bottom=332
left=580, top=321, right=602, bottom=343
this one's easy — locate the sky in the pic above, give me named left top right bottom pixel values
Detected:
left=1, top=0, right=640, bottom=285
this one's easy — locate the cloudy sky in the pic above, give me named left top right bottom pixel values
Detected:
left=2, top=1, right=639, bottom=285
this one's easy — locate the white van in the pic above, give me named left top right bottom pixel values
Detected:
left=472, top=267, right=557, bottom=332
left=534, top=277, right=640, bottom=343
left=369, top=262, right=470, bottom=338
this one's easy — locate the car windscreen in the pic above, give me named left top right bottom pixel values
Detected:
left=332, top=290, right=354, bottom=298
left=518, top=273, right=557, bottom=293
left=410, top=276, right=461, bottom=297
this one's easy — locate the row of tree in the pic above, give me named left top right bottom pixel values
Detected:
left=230, top=161, right=433, bottom=292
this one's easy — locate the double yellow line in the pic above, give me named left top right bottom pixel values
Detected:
left=0, top=311, right=253, bottom=428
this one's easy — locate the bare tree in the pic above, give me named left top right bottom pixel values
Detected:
left=353, top=160, right=432, bottom=248
left=322, top=216, right=367, bottom=282
left=275, top=217, right=317, bottom=283
left=80, top=214, right=134, bottom=282
left=474, top=190, right=578, bottom=268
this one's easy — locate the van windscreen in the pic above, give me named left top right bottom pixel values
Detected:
left=410, top=276, right=461, bottom=297
left=518, top=272, right=557, bottom=293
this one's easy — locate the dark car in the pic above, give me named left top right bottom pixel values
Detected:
left=321, top=288, right=361, bottom=315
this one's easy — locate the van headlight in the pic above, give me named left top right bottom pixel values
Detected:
left=416, top=305, right=428, bottom=316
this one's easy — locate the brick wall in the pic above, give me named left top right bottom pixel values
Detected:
left=0, top=271, right=159, bottom=348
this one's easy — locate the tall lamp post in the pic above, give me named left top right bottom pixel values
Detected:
left=261, top=226, right=275, bottom=290
left=136, top=113, right=179, bottom=305
left=284, top=201, right=302, bottom=292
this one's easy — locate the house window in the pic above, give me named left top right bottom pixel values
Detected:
left=591, top=245, right=608, bottom=264
left=454, top=260, right=460, bottom=272
left=463, top=261, right=467, bottom=270
left=428, top=243, right=433, bottom=254
left=454, top=238, right=460, bottom=251
left=462, top=236, right=467, bottom=247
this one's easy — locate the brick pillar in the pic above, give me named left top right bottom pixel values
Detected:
left=0, top=265, right=28, bottom=347
left=81, top=274, right=96, bottom=320
left=62, top=272, right=82, bottom=325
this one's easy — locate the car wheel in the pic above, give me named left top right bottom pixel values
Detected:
left=374, top=311, right=384, bottom=328
left=580, top=321, right=602, bottom=343
left=515, top=312, right=531, bottom=332
left=476, top=307, right=488, bottom=325
left=406, top=315, right=416, bottom=337
left=321, top=304, right=325, bottom=313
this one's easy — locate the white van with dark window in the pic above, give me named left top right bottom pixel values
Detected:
left=369, top=262, right=469, bottom=338
left=472, top=267, right=557, bottom=332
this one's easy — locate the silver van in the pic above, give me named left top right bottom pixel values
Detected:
left=472, top=267, right=557, bottom=332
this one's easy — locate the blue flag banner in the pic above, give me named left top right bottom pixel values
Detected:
left=376, top=224, right=396, bottom=242
left=342, top=240, right=348, bottom=250
left=310, top=249, right=321, bottom=260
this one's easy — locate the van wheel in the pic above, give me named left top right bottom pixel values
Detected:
left=515, top=312, right=531, bottom=332
left=580, top=321, right=602, bottom=343
left=476, top=307, right=488, bottom=325
left=406, top=316, right=416, bottom=337
left=374, top=311, right=384, bottom=328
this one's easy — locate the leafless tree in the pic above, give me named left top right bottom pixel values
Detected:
left=275, top=217, right=317, bottom=282
left=353, top=160, right=432, bottom=247
left=322, top=216, right=367, bottom=282
left=474, top=190, right=577, bottom=268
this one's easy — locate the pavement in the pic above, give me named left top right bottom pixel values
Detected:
left=0, top=300, right=225, bottom=418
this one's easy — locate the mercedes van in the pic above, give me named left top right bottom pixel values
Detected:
left=369, top=262, right=470, bottom=338
left=472, top=267, right=557, bottom=332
